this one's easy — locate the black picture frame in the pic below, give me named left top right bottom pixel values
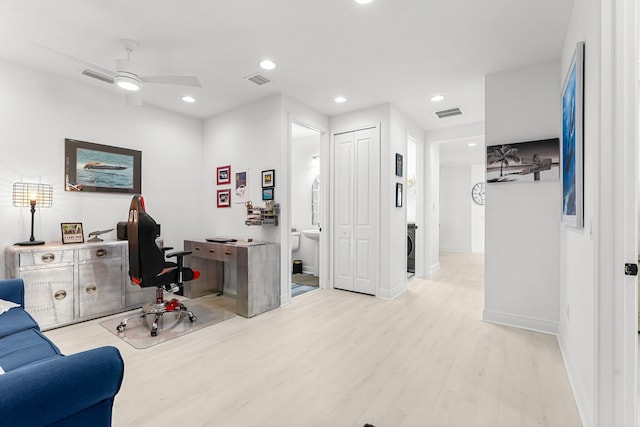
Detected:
left=65, top=139, right=141, bottom=194
left=61, top=222, right=84, bottom=244
left=396, top=183, right=403, bottom=207
left=262, top=169, right=275, bottom=188
left=262, top=188, right=274, bottom=201
left=395, top=153, right=403, bottom=177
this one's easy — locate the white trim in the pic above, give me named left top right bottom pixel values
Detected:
left=377, top=283, right=407, bottom=300
left=482, top=309, right=558, bottom=335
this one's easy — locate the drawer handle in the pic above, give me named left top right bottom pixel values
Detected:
left=86, top=284, right=97, bottom=294
left=224, top=251, right=232, bottom=255
left=95, top=249, right=107, bottom=257
left=209, top=250, right=216, bottom=254
left=195, top=247, right=201, bottom=251
left=54, top=290, right=67, bottom=300
left=42, top=253, right=55, bottom=263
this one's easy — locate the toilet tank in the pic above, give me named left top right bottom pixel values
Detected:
left=291, top=232, right=301, bottom=251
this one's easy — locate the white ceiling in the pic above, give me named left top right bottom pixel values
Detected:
left=0, top=0, right=574, bottom=131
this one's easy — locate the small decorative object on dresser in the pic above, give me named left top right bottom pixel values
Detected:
left=61, top=222, right=84, bottom=244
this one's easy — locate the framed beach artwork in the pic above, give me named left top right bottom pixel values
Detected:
left=561, top=41, right=585, bottom=228
left=486, top=138, right=560, bottom=184
left=234, top=171, right=249, bottom=203
left=64, top=139, right=141, bottom=193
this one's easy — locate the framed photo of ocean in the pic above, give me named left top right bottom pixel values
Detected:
left=561, top=41, right=585, bottom=228
left=65, top=139, right=141, bottom=194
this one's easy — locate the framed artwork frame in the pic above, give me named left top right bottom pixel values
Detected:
left=64, top=139, right=141, bottom=193
left=61, top=223, right=84, bottom=244
left=217, top=189, right=231, bottom=208
left=395, top=153, right=403, bottom=177
left=396, top=183, right=403, bottom=207
left=234, top=171, right=249, bottom=203
left=262, top=188, right=274, bottom=201
left=262, top=169, right=275, bottom=188
left=217, top=165, right=231, bottom=185
left=561, top=41, right=585, bottom=228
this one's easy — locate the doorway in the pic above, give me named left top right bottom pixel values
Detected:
left=290, top=122, right=322, bottom=297
left=406, top=136, right=419, bottom=278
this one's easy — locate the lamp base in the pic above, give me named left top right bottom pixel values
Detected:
left=15, top=240, right=45, bottom=246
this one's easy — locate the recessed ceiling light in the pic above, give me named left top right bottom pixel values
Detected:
left=430, top=94, right=445, bottom=102
left=355, top=0, right=374, bottom=4
left=259, top=59, right=276, bottom=70
left=468, top=143, right=477, bottom=147
left=334, top=96, right=347, bottom=103
left=182, top=96, right=196, bottom=103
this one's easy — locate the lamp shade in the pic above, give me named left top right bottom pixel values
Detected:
left=12, top=182, right=53, bottom=207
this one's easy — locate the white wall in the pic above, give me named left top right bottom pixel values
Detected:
left=0, top=59, right=204, bottom=278
left=557, top=0, right=598, bottom=424
left=439, top=165, right=472, bottom=252
left=484, top=59, right=561, bottom=334
left=291, top=133, right=320, bottom=274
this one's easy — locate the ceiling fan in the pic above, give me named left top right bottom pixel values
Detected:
left=42, top=39, right=202, bottom=106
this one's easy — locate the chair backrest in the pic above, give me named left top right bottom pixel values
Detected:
left=127, top=195, right=165, bottom=283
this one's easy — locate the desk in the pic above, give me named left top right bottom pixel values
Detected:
left=183, top=240, right=280, bottom=318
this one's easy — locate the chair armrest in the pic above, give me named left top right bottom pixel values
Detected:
left=161, top=247, right=174, bottom=253
left=0, top=346, right=124, bottom=426
left=165, top=250, right=192, bottom=259
left=0, top=279, right=25, bottom=307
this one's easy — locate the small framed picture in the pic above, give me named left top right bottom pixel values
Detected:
left=262, top=188, right=274, bottom=201
left=262, top=169, right=275, bottom=188
left=396, top=183, right=403, bottom=207
left=217, top=189, right=231, bottom=208
left=61, top=223, right=84, bottom=244
left=217, top=165, right=231, bottom=185
left=395, top=153, right=403, bottom=177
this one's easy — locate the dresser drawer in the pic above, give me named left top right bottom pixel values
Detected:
left=19, top=250, right=74, bottom=267
left=78, top=245, right=122, bottom=261
left=192, top=243, right=236, bottom=262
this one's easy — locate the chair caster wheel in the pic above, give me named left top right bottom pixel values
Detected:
left=116, top=324, right=126, bottom=333
left=151, top=329, right=158, bottom=337
left=189, top=315, right=197, bottom=323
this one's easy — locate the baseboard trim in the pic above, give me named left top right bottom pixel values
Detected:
left=557, top=333, right=593, bottom=427
left=482, top=309, right=558, bottom=335
left=377, top=281, right=407, bottom=300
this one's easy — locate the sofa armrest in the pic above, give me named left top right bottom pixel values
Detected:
left=0, top=279, right=25, bottom=307
left=0, top=346, right=124, bottom=426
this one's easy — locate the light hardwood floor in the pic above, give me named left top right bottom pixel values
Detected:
left=45, top=252, right=582, bottom=427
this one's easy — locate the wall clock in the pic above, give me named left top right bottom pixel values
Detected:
left=471, top=182, right=485, bottom=205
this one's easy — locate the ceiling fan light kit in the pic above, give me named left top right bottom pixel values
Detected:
left=115, top=72, right=141, bottom=91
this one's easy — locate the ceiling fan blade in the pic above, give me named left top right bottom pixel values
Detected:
left=34, top=42, right=116, bottom=77
left=125, top=90, right=142, bottom=107
left=82, top=69, right=115, bottom=85
left=139, top=75, right=202, bottom=87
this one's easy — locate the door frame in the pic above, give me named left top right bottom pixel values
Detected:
left=287, top=116, right=330, bottom=293
left=407, top=133, right=426, bottom=277
left=329, top=123, right=380, bottom=293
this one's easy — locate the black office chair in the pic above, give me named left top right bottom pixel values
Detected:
left=116, top=195, right=200, bottom=336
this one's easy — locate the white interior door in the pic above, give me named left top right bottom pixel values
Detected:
left=333, top=127, right=379, bottom=295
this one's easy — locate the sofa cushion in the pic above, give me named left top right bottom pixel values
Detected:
left=0, top=329, right=61, bottom=373
left=0, top=308, right=39, bottom=339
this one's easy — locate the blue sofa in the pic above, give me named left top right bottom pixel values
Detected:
left=0, top=278, right=124, bottom=427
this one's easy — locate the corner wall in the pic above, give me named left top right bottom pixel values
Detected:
left=0, top=59, right=204, bottom=278
left=484, top=59, right=562, bottom=334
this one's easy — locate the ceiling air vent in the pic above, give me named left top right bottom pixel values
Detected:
left=435, top=107, right=463, bottom=119
left=245, top=73, right=271, bottom=86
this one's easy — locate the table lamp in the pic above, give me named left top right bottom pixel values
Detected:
left=13, top=182, right=53, bottom=246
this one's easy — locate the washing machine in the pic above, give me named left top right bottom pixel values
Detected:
left=407, top=223, right=416, bottom=273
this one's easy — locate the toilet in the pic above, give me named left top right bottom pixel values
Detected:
left=290, top=231, right=301, bottom=251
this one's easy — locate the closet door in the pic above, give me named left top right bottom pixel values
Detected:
left=333, top=127, right=379, bottom=295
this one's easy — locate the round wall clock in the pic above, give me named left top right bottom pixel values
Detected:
left=471, top=182, right=485, bottom=205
